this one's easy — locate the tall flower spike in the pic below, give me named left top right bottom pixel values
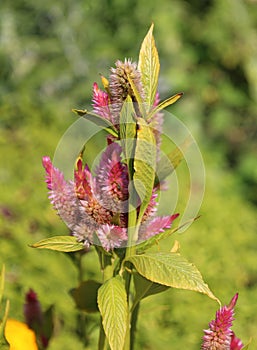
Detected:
left=201, top=293, right=244, bottom=350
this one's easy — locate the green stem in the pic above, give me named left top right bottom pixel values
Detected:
left=98, top=319, right=108, bottom=350
left=96, top=247, right=114, bottom=350
left=130, top=302, right=140, bottom=350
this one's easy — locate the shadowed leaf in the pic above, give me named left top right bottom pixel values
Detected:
left=72, top=109, right=118, bottom=137
left=70, top=280, right=101, bottom=313
left=155, top=136, right=192, bottom=186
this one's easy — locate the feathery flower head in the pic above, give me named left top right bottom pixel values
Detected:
left=109, top=58, right=145, bottom=124
left=97, top=224, right=127, bottom=251
left=201, top=293, right=244, bottom=350
left=95, top=142, right=129, bottom=211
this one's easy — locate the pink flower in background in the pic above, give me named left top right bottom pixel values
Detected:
left=24, top=289, right=43, bottom=329
left=24, top=289, right=50, bottom=348
left=201, top=293, right=244, bottom=350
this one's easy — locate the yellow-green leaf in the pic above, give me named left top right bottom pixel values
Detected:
left=98, top=276, right=128, bottom=350
left=147, top=92, right=183, bottom=121
left=134, top=118, right=156, bottom=224
left=138, top=23, right=160, bottom=112
left=126, top=252, right=219, bottom=303
left=30, top=236, right=84, bottom=252
left=126, top=75, right=145, bottom=117
left=119, top=96, right=137, bottom=177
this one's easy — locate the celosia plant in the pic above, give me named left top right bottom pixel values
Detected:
left=26, top=25, right=245, bottom=349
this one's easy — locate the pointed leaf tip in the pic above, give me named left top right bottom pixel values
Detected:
left=138, top=23, right=160, bottom=112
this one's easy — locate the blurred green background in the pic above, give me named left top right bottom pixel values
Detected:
left=0, top=0, right=257, bottom=349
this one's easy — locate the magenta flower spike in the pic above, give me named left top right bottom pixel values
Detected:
left=201, top=293, right=244, bottom=350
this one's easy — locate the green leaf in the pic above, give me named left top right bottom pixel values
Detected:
left=70, top=280, right=101, bottom=313
left=155, top=136, right=192, bottom=186
left=138, top=23, right=160, bottom=111
left=119, top=96, right=137, bottom=177
left=126, top=75, right=145, bottom=117
left=134, top=118, right=156, bottom=225
left=133, top=272, right=169, bottom=306
left=147, top=93, right=183, bottom=121
left=98, top=276, right=128, bottom=350
left=30, top=236, right=84, bottom=252
left=126, top=252, right=219, bottom=302
left=72, top=109, right=118, bottom=137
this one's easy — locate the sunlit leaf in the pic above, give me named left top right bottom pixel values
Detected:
left=70, top=280, right=101, bottom=313
left=126, top=75, right=145, bottom=117
left=138, top=23, right=160, bottom=112
left=98, top=276, right=128, bottom=350
left=147, top=93, right=183, bottom=121
left=134, top=118, right=156, bottom=224
left=170, top=240, right=180, bottom=253
left=30, top=236, right=84, bottom=252
left=119, top=96, right=137, bottom=177
left=126, top=252, right=219, bottom=302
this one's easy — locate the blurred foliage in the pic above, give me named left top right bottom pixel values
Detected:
left=0, top=0, right=257, bottom=349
